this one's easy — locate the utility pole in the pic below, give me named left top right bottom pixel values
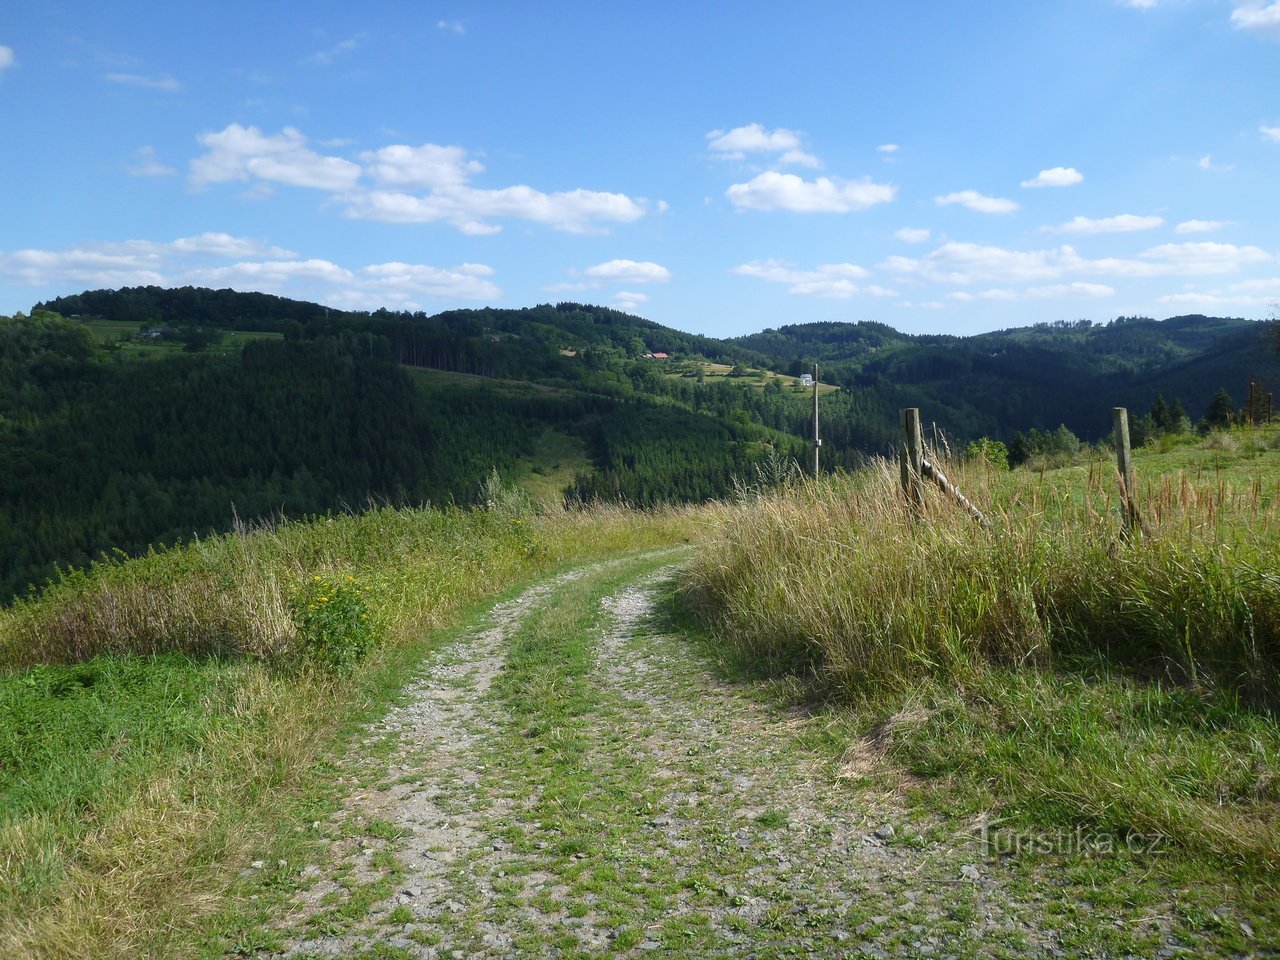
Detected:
left=812, top=362, right=821, bottom=479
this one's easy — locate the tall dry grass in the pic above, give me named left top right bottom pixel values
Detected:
left=684, top=454, right=1280, bottom=866
left=687, top=457, right=1280, bottom=705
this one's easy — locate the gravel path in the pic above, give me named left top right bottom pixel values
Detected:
left=260, top=558, right=1157, bottom=958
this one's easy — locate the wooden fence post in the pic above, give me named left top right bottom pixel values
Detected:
left=1113, top=406, right=1136, bottom=530
left=900, top=407, right=925, bottom=512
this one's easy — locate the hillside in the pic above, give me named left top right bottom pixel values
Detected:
left=4, top=432, right=1279, bottom=957
left=3, top=287, right=1277, bottom=602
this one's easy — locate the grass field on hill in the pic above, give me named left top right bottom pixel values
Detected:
left=683, top=426, right=1280, bottom=929
left=78, top=317, right=284, bottom=360
left=0, top=492, right=694, bottom=958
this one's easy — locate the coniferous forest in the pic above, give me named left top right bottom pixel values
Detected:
left=3, top=286, right=1277, bottom=601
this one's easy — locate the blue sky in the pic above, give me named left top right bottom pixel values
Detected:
left=2, top=1, right=1279, bottom=337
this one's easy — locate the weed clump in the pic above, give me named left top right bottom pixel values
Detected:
left=290, top=575, right=376, bottom=670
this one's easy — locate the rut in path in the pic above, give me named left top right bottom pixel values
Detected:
left=262, top=557, right=1113, bottom=958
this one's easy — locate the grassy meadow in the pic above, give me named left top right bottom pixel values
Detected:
left=682, top=425, right=1280, bottom=881
left=0, top=492, right=694, bottom=959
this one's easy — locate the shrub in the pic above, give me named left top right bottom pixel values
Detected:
left=289, top=575, right=376, bottom=670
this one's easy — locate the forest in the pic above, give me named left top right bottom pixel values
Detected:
left=3, top=286, right=1277, bottom=601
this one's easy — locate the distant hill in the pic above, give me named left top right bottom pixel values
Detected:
left=730, top=314, right=1279, bottom=440
left=4, top=286, right=1276, bottom=600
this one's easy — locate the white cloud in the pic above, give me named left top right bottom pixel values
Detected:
left=1020, top=166, right=1083, bottom=188
left=342, top=185, right=647, bottom=234
left=1138, top=241, right=1271, bottom=273
left=1052, top=213, right=1164, bottom=234
left=882, top=240, right=1272, bottom=286
left=894, top=227, right=931, bottom=244
left=359, top=143, right=483, bottom=188
left=1124, top=0, right=1161, bottom=7
left=304, top=33, right=366, bottom=66
left=726, top=171, right=895, bottom=213
left=1261, top=124, right=1280, bottom=142
left=732, top=259, right=895, bottom=299
left=169, top=232, right=296, bottom=258
left=706, top=123, right=820, bottom=167
left=190, top=124, right=362, bottom=191
left=126, top=145, right=176, bottom=178
left=0, top=45, right=13, bottom=73
left=1198, top=154, right=1234, bottom=172
left=0, top=246, right=168, bottom=289
left=105, top=72, right=181, bottom=92
left=0, top=234, right=301, bottom=289
left=881, top=242, right=1067, bottom=284
left=437, top=20, right=466, bottom=34
left=0, top=235, right=496, bottom=308
left=583, top=259, right=671, bottom=283
left=1230, top=277, right=1280, bottom=294
left=191, top=124, right=653, bottom=234
left=950, top=282, right=1114, bottom=302
left=934, top=190, right=1018, bottom=214
left=612, top=290, right=649, bottom=312
left=1231, top=3, right=1280, bottom=36
left=1154, top=287, right=1278, bottom=308
left=877, top=144, right=899, bottom=153
left=1175, top=219, right=1233, bottom=234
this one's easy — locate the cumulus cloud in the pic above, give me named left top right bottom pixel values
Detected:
left=934, top=190, right=1018, bottom=214
left=726, top=171, right=895, bottom=213
left=894, top=227, right=931, bottom=244
left=732, top=259, right=895, bottom=299
left=1261, top=124, right=1280, bottom=142
left=190, top=124, right=654, bottom=234
left=1020, top=167, right=1083, bottom=188
left=950, top=282, right=1114, bottom=302
left=706, top=123, right=819, bottom=167
left=877, top=144, right=899, bottom=153
left=1155, top=282, right=1280, bottom=307
left=1051, top=214, right=1164, bottom=234
left=612, top=290, right=649, bottom=312
left=1175, top=219, right=1233, bottom=234
left=437, top=20, right=466, bottom=34
left=1138, top=241, right=1270, bottom=273
left=0, top=45, right=14, bottom=73
left=191, top=124, right=362, bottom=191
left=342, top=185, right=647, bottom=234
left=126, top=145, right=176, bottom=178
left=105, top=72, right=181, bottom=92
left=583, top=259, right=671, bottom=283
left=881, top=240, right=1271, bottom=286
left=359, top=143, right=483, bottom=188
left=0, top=234, right=498, bottom=309
left=1231, top=3, right=1280, bottom=36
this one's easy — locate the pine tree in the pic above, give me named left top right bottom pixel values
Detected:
left=1205, top=387, right=1234, bottom=429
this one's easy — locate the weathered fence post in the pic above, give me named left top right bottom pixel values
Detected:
left=1113, top=406, right=1137, bottom=530
left=900, top=407, right=925, bottom=512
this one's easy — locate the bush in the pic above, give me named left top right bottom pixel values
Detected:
left=289, top=574, right=376, bottom=670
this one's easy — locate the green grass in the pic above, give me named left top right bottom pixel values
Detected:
left=0, top=492, right=696, bottom=958
left=509, top=428, right=593, bottom=506
left=666, top=360, right=840, bottom=394
left=682, top=437, right=1280, bottom=879
left=77, top=317, right=283, bottom=360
